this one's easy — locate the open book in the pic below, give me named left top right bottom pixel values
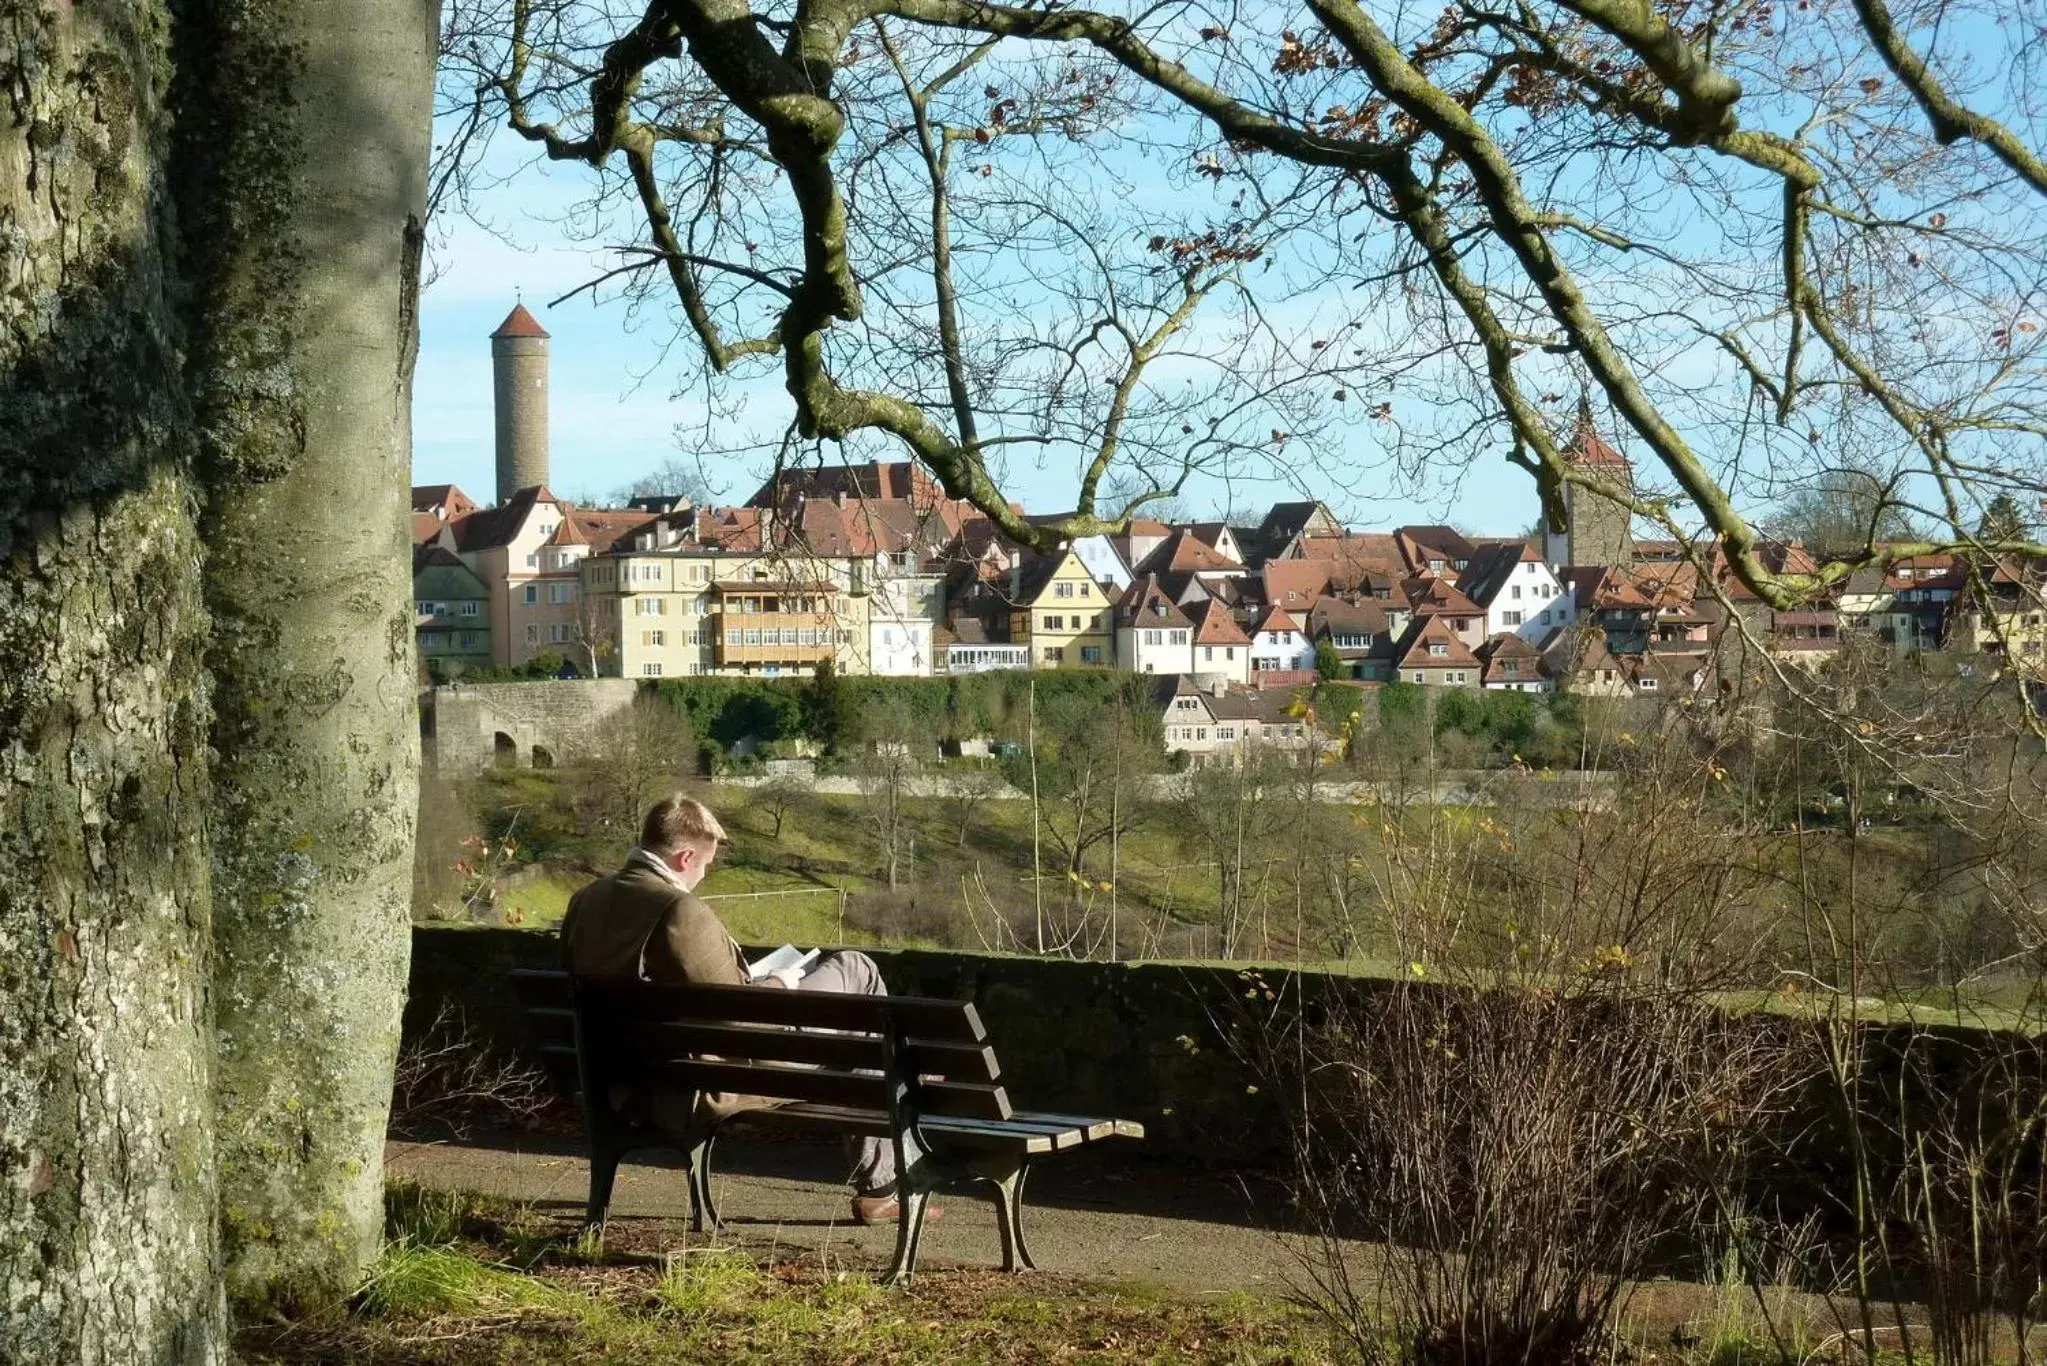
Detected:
left=745, top=944, right=821, bottom=983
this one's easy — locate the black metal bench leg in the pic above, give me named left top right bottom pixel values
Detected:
left=586, top=1139, right=622, bottom=1230
left=882, top=1187, right=934, bottom=1285
left=686, top=1130, right=720, bottom=1233
left=988, top=1161, right=1037, bottom=1272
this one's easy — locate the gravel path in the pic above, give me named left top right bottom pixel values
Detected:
left=386, top=1128, right=1334, bottom=1296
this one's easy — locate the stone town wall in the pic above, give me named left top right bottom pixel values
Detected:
left=428, top=679, right=640, bottom=774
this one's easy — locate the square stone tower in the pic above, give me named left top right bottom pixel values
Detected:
left=492, top=303, right=551, bottom=504
left=1543, top=397, right=1634, bottom=568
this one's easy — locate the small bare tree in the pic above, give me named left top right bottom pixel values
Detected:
left=583, top=689, right=696, bottom=836
left=854, top=697, right=926, bottom=891
left=753, top=771, right=808, bottom=840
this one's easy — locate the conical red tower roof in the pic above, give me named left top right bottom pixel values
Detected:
left=492, top=302, right=550, bottom=339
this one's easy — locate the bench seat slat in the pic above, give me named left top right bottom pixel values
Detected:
left=1009, top=1111, right=1147, bottom=1142
left=739, top=1104, right=1072, bottom=1154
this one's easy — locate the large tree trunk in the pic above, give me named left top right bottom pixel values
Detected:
left=2, top=0, right=432, bottom=1353
left=0, top=6, right=227, bottom=1362
left=189, top=0, right=435, bottom=1311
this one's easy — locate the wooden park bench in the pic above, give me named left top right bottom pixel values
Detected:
left=510, top=968, right=1144, bottom=1282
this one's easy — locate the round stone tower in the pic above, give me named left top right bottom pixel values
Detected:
left=491, top=302, right=551, bottom=503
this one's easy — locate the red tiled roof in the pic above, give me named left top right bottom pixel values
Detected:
left=1117, top=576, right=1195, bottom=630
left=491, top=303, right=550, bottom=339
left=1260, top=559, right=1332, bottom=608
left=1401, top=575, right=1483, bottom=616
left=1255, top=604, right=1304, bottom=635
left=1135, top=529, right=1239, bottom=576
left=1395, top=616, right=1481, bottom=670
left=1187, top=598, right=1251, bottom=646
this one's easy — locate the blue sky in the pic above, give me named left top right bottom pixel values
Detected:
left=411, top=136, right=1550, bottom=533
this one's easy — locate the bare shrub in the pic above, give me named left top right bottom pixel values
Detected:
left=391, top=1002, right=555, bottom=1140
left=1293, top=979, right=1803, bottom=1366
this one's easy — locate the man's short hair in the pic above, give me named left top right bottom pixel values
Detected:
left=641, top=793, right=726, bottom=853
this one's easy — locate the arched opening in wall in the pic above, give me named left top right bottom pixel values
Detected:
left=531, top=745, right=554, bottom=769
left=493, top=732, right=517, bottom=767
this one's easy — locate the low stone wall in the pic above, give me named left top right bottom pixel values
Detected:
left=406, top=927, right=2046, bottom=1227
left=407, top=926, right=1294, bottom=1161
left=428, top=679, right=640, bottom=774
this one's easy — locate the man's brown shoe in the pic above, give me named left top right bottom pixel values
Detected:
left=851, top=1193, right=944, bottom=1226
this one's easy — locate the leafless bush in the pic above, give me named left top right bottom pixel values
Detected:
left=1293, top=978, right=1805, bottom=1366
left=390, top=1002, right=555, bottom=1140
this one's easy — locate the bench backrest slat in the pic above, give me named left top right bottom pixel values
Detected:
left=619, top=1056, right=1013, bottom=1121
left=516, top=968, right=1014, bottom=1122
left=593, top=978, right=988, bottom=1043
left=619, top=1020, right=999, bottom=1083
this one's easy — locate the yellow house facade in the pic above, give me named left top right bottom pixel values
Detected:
left=1008, top=549, right=1114, bottom=669
left=582, top=547, right=874, bottom=679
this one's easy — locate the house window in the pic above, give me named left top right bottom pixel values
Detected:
left=1044, top=615, right=1063, bottom=631
left=525, top=553, right=539, bottom=568
left=523, top=585, right=538, bottom=604
left=1144, top=629, right=1161, bottom=646
left=1429, top=558, right=1444, bottom=571
left=1512, top=585, right=1522, bottom=599
left=726, top=629, right=741, bottom=646
left=420, top=632, right=443, bottom=650
left=1541, top=610, right=1552, bottom=624
left=1640, top=677, right=1658, bottom=690
left=1428, top=643, right=1448, bottom=657
left=1225, top=647, right=1236, bottom=660
left=525, top=625, right=538, bottom=643
left=1452, top=671, right=1466, bottom=684
left=642, top=662, right=663, bottom=677
left=1044, top=646, right=1064, bottom=663
left=743, top=629, right=761, bottom=645
left=549, top=623, right=572, bottom=643
left=1080, top=645, right=1103, bottom=664
left=647, top=631, right=665, bottom=647
left=1217, top=726, right=1236, bottom=740
left=1503, top=611, right=1523, bottom=627
left=1203, top=646, right=1214, bottom=661
left=1171, top=630, right=1188, bottom=645
left=1412, top=671, right=1425, bottom=684
left=1081, top=582, right=1093, bottom=597
left=459, top=631, right=480, bottom=648
left=415, top=601, right=431, bottom=616
left=1196, top=728, right=1208, bottom=741
left=460, top=601, right=480, bottom=617
left=1055, top=582, right=1075, bottom=598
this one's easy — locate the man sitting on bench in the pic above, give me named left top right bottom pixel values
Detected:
left=560, top=792, right=936, bottom=1227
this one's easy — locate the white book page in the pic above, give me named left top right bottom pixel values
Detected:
left=745, top=944, right=821, bottom=981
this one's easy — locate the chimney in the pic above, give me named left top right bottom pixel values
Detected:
left=491, top=302, right=551, bottom=504
left=1009, top=564, right=1023, bottom=601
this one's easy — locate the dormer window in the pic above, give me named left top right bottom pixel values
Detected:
left=1428, top=643, right=1448, bottom=657
left=1429, top=558, right=1445, bottom=571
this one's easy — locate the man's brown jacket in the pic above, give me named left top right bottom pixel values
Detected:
left=559, top=859, right=766, bottom=1126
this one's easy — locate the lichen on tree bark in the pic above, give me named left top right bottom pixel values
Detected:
left=180, top=0, right=435, bottom=1313
left=1, top=4, right=227, bottom=1361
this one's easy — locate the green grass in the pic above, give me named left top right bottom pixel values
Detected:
left=238, top=1183, right=1337, bottom=1364
left=496, top=870, right=581, bottom=928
